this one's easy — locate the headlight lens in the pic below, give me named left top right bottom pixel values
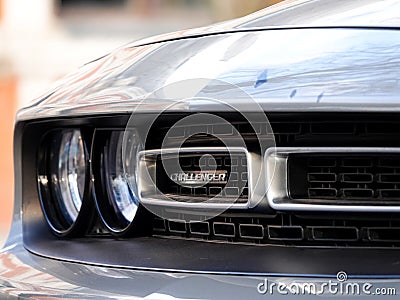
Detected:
left=94, top=130, right=143, bottom=234
left=38, top=129, right=89, bottom=235
left=53, top=130, right=86, bottom=224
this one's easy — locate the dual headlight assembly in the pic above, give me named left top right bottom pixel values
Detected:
left=37, top=128, right=148, bottom=237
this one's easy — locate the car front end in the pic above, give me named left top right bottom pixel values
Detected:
left=3, top=0, right=400, bottom=298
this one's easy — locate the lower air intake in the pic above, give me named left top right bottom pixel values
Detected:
left=152, top=213, right=400, bottom=247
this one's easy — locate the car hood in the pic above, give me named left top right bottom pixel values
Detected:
left=17, top=26, right=400, bottom=121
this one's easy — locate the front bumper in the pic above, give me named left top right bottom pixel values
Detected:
left=1, top=240, right=399, bottom=299
left=0, top=242, right=281, bottom=299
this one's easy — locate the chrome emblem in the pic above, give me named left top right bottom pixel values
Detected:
left=170, top=170, right=227, bottom=185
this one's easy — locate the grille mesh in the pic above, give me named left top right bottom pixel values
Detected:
left=155, top=152, right=248, bottom=203
left=289, top=155, right=400, bottom=203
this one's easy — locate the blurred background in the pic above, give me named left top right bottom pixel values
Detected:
left=0, top=0, right=281, bottom=247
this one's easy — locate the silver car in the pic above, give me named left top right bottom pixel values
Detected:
left=2, top=0, right=400, bottom=298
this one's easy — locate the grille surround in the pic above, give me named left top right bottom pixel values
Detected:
left=137, top=147, right=264, bottom=210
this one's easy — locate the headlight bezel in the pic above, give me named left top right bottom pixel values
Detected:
left=31, top=115, right=151, bottom=238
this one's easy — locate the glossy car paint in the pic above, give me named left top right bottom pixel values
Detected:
left=18, top=27, right=400, bottom=121
left=4, top=0, right=400, bottom=298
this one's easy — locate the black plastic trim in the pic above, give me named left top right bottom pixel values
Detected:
left=18, top=112, right=400, bottom=275
left=25, top=233, right=400, bottom=276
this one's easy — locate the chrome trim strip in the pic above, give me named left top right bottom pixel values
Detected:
left=213, top=222, right=236, bottom=238
left=167, top=220, right=187, bottom=234
left=366, top=227, right=400, bottom=242
left=265, top=147, right=400, bottom=212
left=267, top=225, right=304, bottom=241
left=309, top=226, right=359, bottom=242
left=189, top=222, right=210, bottom=236
left=238, top=224, right=265, bottom=240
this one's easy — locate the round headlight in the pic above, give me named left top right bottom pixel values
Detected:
left=94, top=130, right=149, bottom=235
left=38, top=129, right=90, bottom=235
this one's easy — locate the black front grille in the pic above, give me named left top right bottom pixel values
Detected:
left=289, top=154, right=400, bottom=204
left=149, top=114, right=400, bottom=151
left=24, top=113, right=400, bottom=275
left=271, top=119, right=400, bottom=148
left=153, top=213, right=400, bottom=247
left=146, top=113, right=400, bottom=248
